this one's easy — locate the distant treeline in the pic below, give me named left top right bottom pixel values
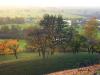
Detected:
left=0, top=17, right=25, bottom=24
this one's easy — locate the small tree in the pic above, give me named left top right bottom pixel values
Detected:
left=9, top=40, right=19, bottom=59
left=10, top=44, right=19, bottom=59
left=26, top=28, right=49, bottom=59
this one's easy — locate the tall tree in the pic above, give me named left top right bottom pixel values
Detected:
left=40, top=14, right=57, bottom=55
left=84, top=17, right=98, bottom=54
left=84, top=17, right=98, bottom=39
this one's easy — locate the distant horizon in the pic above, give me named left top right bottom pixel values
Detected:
left=0, top=0, right=100, bottom=8
left=0, top=6, right=100, bottom=9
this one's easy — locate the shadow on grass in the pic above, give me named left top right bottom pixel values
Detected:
left=0, top=52, right=99, bottom=75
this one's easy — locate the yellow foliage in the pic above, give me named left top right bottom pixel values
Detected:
left=0, top=39, right=19, bottom=55
left=4, top=48, right=13, bottom=55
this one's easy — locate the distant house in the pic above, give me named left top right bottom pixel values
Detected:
left=63, top=19, right=85, bottom=26
left=67, top=20, right=72, bottom=26
left=63, top=19, right=72, bottom=26
left=25, top=17, right=34, bottom=23
left=96, top=19, right=100, bottom=28
left=96, top=19, right=100, bottom=21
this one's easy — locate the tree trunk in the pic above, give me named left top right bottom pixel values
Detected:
left=38, top=48, right=41, bottom=56
left=51, top=47, right=55, bottom=55
left=14, top=50, right=18, bottom=59
left=41, top=48, right=46, bottom=59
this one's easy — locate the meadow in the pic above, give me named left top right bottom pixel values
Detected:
left=0, top=52, right=99, bottom=75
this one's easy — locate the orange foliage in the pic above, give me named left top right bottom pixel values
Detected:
left=0, top=39, right=19, bottom=55
left=6, top=39, right=18, bottom=47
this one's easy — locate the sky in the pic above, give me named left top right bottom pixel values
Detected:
left=0, top=0, right=100, bottom=8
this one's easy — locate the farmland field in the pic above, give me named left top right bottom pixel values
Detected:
left=0, top=8, right=84, bottom=18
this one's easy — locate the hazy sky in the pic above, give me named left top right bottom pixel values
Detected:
left=0, top=0, right=100, bottom=8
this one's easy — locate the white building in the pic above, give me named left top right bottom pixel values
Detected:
left=63, top=19, right=72, bottom=26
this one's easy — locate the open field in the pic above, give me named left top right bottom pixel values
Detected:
left=0, top=52, right=99, bottom=75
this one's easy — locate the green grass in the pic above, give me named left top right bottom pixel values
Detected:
left=19, top=40, right=27, bottom=49
left=0, top=52, right=99, bottom=75
left=0, top=52, right=39, bottom=62
left=96, top=70, right=100, bottom=74
left=97, top=31, right=100, bottom=40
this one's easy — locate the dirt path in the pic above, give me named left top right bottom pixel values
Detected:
left=47, top=64, right=100, bottom=75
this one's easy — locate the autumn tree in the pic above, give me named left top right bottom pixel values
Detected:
left=84, top=17, right=98, bottom=53
left=8, top=40, right=19, bottom=59
left=10, top=44, right=19, bottom=59
left=84, top=17, right=98, bottom=39
left=26, top=28, right=49, bottom=58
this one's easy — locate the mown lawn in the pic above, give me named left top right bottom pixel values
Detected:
left=0, top=52, right=99, bottom=75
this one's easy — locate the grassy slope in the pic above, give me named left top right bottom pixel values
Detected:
left=0, top=52, right=99, bottom=75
